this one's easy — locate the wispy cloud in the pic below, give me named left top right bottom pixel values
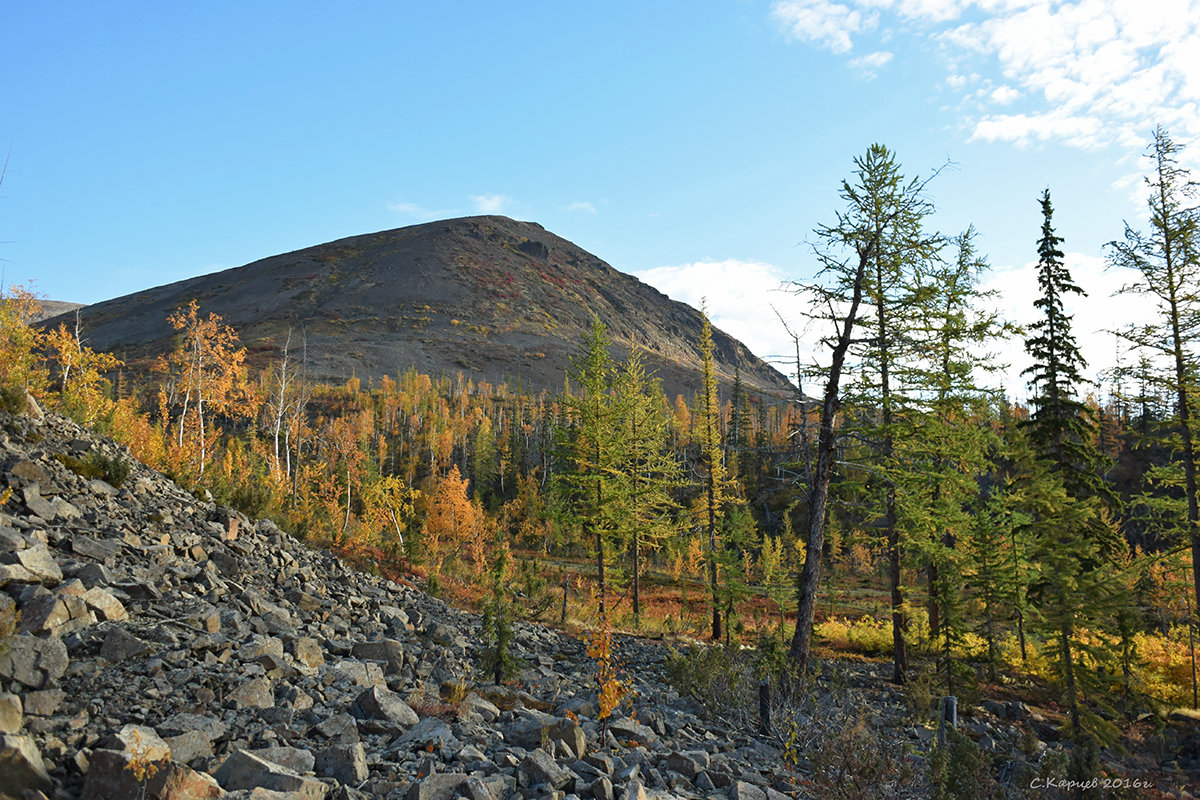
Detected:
left=566, top=201, right=597, bottom=214
left=387, top=201, right=450, bottom=221
left=849, top=49, right=894, bottom=78
left=770, top=0, right=878, bottom=53
left=770, top=0, right=1200, bottom=151
left=470, top=194, right=512, bottom=214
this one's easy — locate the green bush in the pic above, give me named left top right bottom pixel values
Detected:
left=55, top=450, right=131, bottom=488
left=665, top=643, right=756, bottom=720
left=928, top=726, right=999, bottom=800
left=807, top=709, right=917, bottom=800
left=0, top=386, right=26, bottom=414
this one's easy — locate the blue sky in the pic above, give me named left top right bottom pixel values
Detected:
left=3, top=2, right=1197, bottom=393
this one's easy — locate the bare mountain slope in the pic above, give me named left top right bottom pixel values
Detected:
left=47, top=216, right=791, bottom=398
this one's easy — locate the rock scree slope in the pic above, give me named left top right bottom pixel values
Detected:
left=0, top=406, right=797, bottom=800
left=43, top=216, right=792, bottom=399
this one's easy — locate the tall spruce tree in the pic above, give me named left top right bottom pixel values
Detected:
left=1023, top=189, right=1109, bottom=499
left=1021, top=189, right=1124, bottom=746
left=1107, top=126, right=1200, bottom=618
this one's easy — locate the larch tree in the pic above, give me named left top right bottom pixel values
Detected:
left=903, top=227, right=1009, bottom=692
left=553, top=318, right=631, bottom=620
left=696, top=310, right=729, bottom=641
left=616, top=348, right=680, bottom=627
left=787, top=144, right=941, bottom=680
left=1107, top=126, right=1200, bottom=618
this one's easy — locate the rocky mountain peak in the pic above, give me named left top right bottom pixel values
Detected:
left=40, top=216, right=792, bottom=399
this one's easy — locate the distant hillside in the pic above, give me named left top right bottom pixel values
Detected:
left=42, top=216, right=792, bottom=398
left=32, top=300, right=85, bottom=324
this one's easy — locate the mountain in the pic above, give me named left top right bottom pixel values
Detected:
left=31, top=300, right=84, bottom=324
left=45, top=216, right=791, bottom=398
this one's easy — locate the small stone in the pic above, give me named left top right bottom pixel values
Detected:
left=315, top=712, right=360, bottom=744
left=290, top=637, right=325, bottom=668
left=215, top=749, right=329, bottom=798
left=590, top=776, right=614, bottom=800
left=608, top=717, right=657, bottom=745
left=351, top=639, right=405, bottom=674
left=164, top=730, right=214, bottom=765
left=548, top=718, right=586, bottom=759
left=619, top=779, right=649, bottom=800
left=159, top=713, right=228, bottom=741
left=0, top=694, right=22, bottom=734
left=392, top=717, right=459, bottom=752
left=101, top=724, right=173, bottom=762
left=22, top=689, right=64, bottom=717
left=0, top=633, right=69, bottom=689
left=10, top=460, right=50, bottom=484
left=729, top=780, right=768, bottom=800
left=0, top=562, right=38, bottom=587
left=12, top=544, right=63, bottom=586
left=83, top=586, right=129, bottom=621
left=100, top=627, right=151, bottom=661
left=405, top=772, right=470, bottom=800
left=315, top=742, right=369, bottom=785
left=520, top=748, right=573, bottom=790
left=250, top=746, right=315, bottom=774
left=351, top=686, right=418, bottom=728
left=227, top=677, right=274, bottom=709
left=17, top=595, right=70, bottom=634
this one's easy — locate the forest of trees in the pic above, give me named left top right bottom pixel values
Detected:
left=3, top=128, right=1200, bottom=784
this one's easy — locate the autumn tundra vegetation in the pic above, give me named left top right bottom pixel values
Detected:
left=4, top=128, right=1200, bottom=793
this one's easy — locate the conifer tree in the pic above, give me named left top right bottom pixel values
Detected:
left=616, top=349, right=680, bottom=627
left=696, top=310, right=728, bottom=640
left=902, top=227, right=1009, bottom=690
left=825, top=144, right=942, bottom=684
left=1021, top=189, right=1124, bottom=746
left=1107, top=126, right=1200, bottom=617
left=1023, top=190, right=1108, bottom=499
left=553, top=318, right=631, bottom=619
left=788, top=144, right=939, bottom=679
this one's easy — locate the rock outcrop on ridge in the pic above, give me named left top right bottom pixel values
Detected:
left=0, top=407, right=793, bottom=800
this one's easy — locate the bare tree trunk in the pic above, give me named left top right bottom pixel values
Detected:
left=789, top=244, right=871, bottom=679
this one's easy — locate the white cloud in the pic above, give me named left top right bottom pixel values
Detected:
left=470, top=194, right=512, bottom=214
left=770, top=0, right=879, bottom=53
left=850, top=49, right=894, bottom=77
left=387, top=200, right=448, bottom=221
left=633, top=252, right=1163, bottom=398
left=633, top=260, right=810, bottom=375
left=982, top=251, right=1160, bottom=397
left=566, top=201, right=597, bottom=213
left=770, top=0, right=1200, bottom=152
left=990, top=84, right=1019, bottom=104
